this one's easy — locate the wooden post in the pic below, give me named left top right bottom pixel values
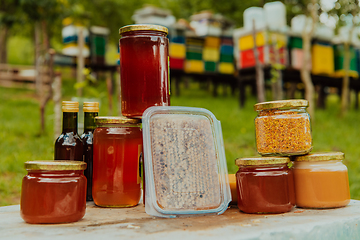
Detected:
left=35, top=22, right=42, bottom=95
left=77, top=27, right=85, bottom=97
left=106, top=72, right=113, bottom=115
left=252, top=20, right=265, bottom=103
left=271, top=35, right=283, bottom=100
left=39, top=49, right=55, bottom=134
left=53, top=72, right=62, bottom=139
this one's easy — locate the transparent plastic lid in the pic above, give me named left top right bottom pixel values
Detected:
left=142, top=106, right=231, bottom=218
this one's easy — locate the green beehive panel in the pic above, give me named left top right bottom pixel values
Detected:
left=289, top=37, right=303, bottom=49
left=186, top=51, right=203, bottom=60
left=220, top=54, right=233, bottom=63
left=204, top=61, right=217, bottom=72
left=333, top=45, right=357, bottom=72
left=92, top=36, right=106, bottom=56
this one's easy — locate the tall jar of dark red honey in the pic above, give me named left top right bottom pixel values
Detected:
left=92, top=116, right=142, bottom=207
left=119, top=24, right=170, bottom=117
left=20, top=160, right=87, bottom=224
left=235, top=156, right=295, bottom=214
left=254, top=99, right=312, bottom=156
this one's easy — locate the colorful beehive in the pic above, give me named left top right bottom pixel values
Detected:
left=89, top=26, right=110, bottom=65
left=218, top=37, right=235, bottom=74
left=184, top=36, right=205, bottom=73
left=239, top=46, right=267, bottom=68
left=311, top=42, right=334, bottom=75
left=236, top=30, right=287, bottom=69
left=288, top=36, right=311, bottom=70
left=169, top=25, right=187, bottom=70
left=62, top=18, right=90, bottom=57
left=333, top=44, right=358, bottom=78
left=202, top=36, right=220, bottom=72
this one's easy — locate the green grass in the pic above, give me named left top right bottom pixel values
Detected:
left=1, top=78, right=360, bottom=206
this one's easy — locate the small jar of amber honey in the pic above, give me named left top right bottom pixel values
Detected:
left=235, top=156, right=295, bottom=214
left=20, top=161, right=87, bottom=224
left=293, top=152, right=350, bottom=209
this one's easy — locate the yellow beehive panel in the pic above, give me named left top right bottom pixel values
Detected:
left=238, top=32, right=265, bottom=51
left=203, top=47, right=220, bottom=62
left=332, top=70, right=359, bottom=78
left=311, top=44, right=334, bottom=75
left=184, top=60, right=204, bottom=73
left=205, top=36, right=221, bottom=48
left=169, top=43, right=186, bottom=59
left=268, top=32, right=287, bottom=49
left=218, top=62, right=235, bottom=74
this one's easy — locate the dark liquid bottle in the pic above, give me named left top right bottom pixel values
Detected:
left=54, top=101, right=84, bottom=161
left=81, top=102, right=99, bottom=201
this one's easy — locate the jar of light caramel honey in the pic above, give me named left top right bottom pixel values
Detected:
left=293, top=152, right=350, bottom=209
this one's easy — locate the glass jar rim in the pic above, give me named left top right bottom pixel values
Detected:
left=95, top=116, right=141, bottom=125
left=119, top=24, right=168, bottom=36
left=235, top=156, right=290, bottom=166
left=25, top=160, right=86, bottom=171
left=293, top=152, right=344, bottom=162
left=254, top=99, right=308, bottom=111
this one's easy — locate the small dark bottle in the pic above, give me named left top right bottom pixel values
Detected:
left=81, top=102, right=99, bottom=201
left=54, top=101, right=84, bottom=161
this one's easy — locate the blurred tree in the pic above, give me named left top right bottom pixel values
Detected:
left=285, top=0, right=319, bottom=119
left=333, top=0, right=360, bottom=115
left=0, top=0, right=22, bottom=63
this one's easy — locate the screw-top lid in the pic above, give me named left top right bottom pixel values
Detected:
left=254, top=99, right=308, bottom=111
left=235, top=156, right=290, bottom=166
left=95, top=116, right=141, bottom=125
left=83, top=102, right=99, bottom=112
left=25, top=160, right=87, bottom=171
left=62, top=101, right=79, bottom=112
left=119, top=24, right=168, bottom=35
left=293, top=152, right=344, bottom=162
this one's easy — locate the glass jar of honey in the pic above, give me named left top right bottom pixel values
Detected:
left=119, top=24, right=170, bottom=118
left=254, top=99, right=312, bottom=156
left=293, top=152, right=350, bottom=209
left=20, top=161, right=87, bottom=224
left=235, top=157, right=295, bottom=214
left=93, top=116, right=142, bottom=207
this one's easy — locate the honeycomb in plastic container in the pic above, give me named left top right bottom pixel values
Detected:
left=149, top=114, right=221, bottom=211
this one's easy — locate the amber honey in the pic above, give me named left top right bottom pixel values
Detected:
left=235, top=157, right=295, bottom=214
left=92, top=117, right=142, bottom=207
left=20, top=161, right=87, bottom=224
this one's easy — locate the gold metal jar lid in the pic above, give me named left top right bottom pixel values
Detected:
left=95, top=116, right=141, bottom=125
left=119, top=24, right=168, bottom=36
left=62, top=101, right=79, bottom=112
left=254, top=99, right=308, bottom=111
left=293, top=152, right=344, bottom=162
left=235, top=156, right=290, bottom=166
left=25, top=160, right=87, bottom=171
left=83, top=102, right=99, bottom=112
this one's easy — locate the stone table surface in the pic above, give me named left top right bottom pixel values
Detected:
left=1, top=200, right=360, bottom=240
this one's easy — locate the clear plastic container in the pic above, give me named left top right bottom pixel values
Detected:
left=293, top=152, right=350, bottom=209
left=142, top=106, right=231, bottom=218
